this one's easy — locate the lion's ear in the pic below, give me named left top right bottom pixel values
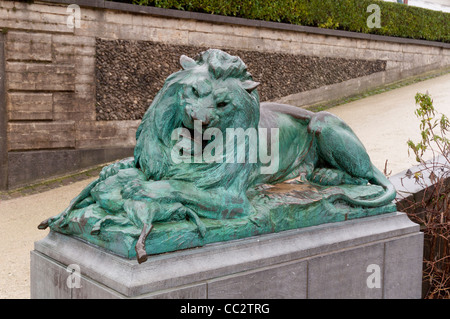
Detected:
left=180, top=55, right=197, bottom=70
left=242, top=80, right=260, bottom=93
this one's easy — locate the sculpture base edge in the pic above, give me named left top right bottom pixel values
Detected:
left=31, top=212, right=422, bottom=299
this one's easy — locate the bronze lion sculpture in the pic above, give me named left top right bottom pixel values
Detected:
left=39, top=49, right=396, bottom=263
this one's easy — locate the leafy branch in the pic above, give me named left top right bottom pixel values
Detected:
left=404, top=92, right=450, bottom=299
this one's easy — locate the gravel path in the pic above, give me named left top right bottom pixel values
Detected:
left=0, top=178, right=96, bottom=299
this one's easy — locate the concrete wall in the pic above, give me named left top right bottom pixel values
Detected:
left=1, top=0, right=449, bottom=189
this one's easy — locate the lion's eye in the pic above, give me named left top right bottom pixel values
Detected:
left=192, top=87, right=199, bottom=97
left=217, top=101, right=227, bottom=108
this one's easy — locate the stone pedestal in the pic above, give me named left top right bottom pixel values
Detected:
left=31, top=212, right=423, bottom=299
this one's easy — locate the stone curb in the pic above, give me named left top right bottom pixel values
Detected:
left=0, top=165, right=103, bottom=201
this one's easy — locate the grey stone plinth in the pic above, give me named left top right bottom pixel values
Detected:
left=31, top=212, right=423, bottom=299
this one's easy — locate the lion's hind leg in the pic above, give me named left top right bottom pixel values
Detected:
left=307, top=111, right=396, bottom=207
left=307, top=111, right=374, bottom=181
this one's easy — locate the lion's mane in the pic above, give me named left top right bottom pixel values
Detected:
left=134, top=49, right=260, bottom=195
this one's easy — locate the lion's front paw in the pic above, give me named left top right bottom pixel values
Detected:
left=99, top=157, right=135, bottom=181
left=311, top=168, right=344, bottom=186
left=311, top=168, right=368, bottom=186
left=99, top=164, right=118, bottom=180
left=122, top=179, right=149, bottom=200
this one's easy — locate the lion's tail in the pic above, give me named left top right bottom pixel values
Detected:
left=337, top=166, right=397, bottom=208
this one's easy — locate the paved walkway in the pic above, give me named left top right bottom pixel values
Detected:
left=328, top=72, right=450, bottom=176
left=1, top=72, right=449, bottom=299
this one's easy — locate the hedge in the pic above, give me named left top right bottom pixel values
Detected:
left=109, top=0, right=450, bottom=43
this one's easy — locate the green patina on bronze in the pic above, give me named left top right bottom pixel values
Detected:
left=39, top=49, right=396, bottom=263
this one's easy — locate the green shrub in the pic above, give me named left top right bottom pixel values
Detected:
left=125, top=0, right=450, bottom=43
left=405, top=93, right=450, bottom=299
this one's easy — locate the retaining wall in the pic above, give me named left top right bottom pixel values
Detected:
left=1, top=0, right=449, bottom=189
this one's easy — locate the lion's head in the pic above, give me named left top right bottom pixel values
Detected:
left=134, top=49, right=261, bottom=193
